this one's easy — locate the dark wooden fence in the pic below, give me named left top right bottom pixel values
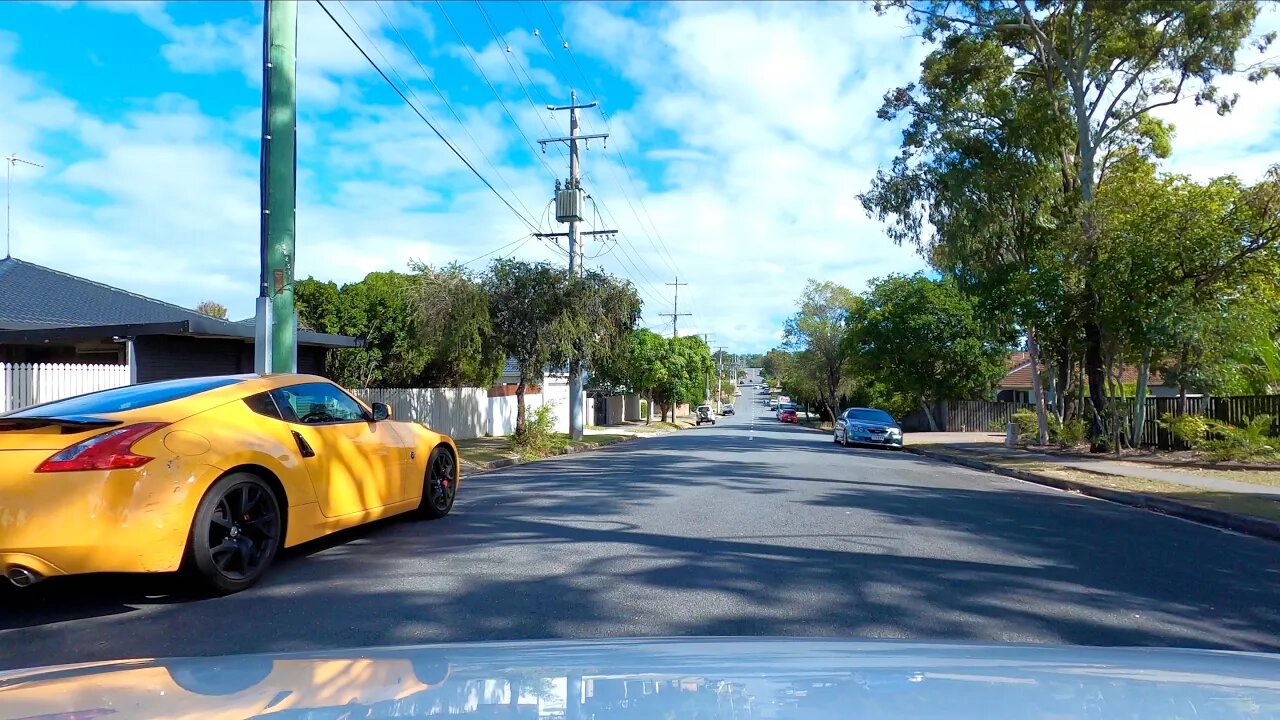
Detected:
left=947, top=400, right=1034, bottom=432
left=911, top=394, right=1280, bottom=449
left=1127, top=395, right=1280, bottom=449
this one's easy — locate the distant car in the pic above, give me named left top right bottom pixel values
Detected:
left=834, top=406, right=903, bottom=449
left=779, top=407, right=799, bottom=423
left=775, top=402, right=795, bottom=419
left=695, top=404, right=716, bottom=426
left=722, top=404, right=735, bottom=416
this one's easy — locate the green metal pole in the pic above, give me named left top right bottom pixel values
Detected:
left=263, top=0, right=297, bottom=373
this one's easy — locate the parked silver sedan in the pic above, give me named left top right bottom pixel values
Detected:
left=834, top=407, right=903, bottom=448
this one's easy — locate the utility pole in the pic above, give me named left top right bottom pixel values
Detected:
left=701, top=333, right=713, bottom=403
left=5, top=154, right=42, bottom=260
left=255, top=0, right=299, bottom=374
left=660, top=276, right=691, bottom=338
left=716, top=346, right=726, bottom=414
left=540, top=90, right=608, bottom=441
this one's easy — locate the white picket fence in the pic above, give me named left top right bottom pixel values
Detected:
left=1, top=362, right=131, bottom=412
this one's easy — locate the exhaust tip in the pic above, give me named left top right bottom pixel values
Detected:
left=6, top=566, right=43, bottom=588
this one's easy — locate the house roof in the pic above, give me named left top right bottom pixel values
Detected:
left=0, top=257, right=360, bottom=348
left=999, top=352, right=1163, bottom=390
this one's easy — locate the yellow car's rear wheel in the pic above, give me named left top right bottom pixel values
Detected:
left=188, top=473, right=283, bottom=594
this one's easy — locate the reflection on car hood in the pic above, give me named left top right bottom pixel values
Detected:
left=1, top=638, right=1279, bottom=719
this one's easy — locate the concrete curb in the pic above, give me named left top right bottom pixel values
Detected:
left=905, top=445, right=1280, bottom=543
left=460, top=428, right=678, bottom=477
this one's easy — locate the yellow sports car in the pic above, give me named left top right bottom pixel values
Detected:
left=0, top=374, right=459, bottom=593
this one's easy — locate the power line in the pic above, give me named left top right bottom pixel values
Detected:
left=373, top=0, right=542, bottom=224
left=475, top=1, right=563, bottom=143
left=461, top=234, right=533, bottom=267
left=315, top=0, right=541, bottom=232
left=519, top=1, right=574, bottom=94
left=536, top=2, right=687, bottom=287
left=435, top=0, right=561, bottom=180
left=583, top=112, right=682, bottom=276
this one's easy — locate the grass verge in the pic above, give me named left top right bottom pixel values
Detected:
left=925, top=445, right=1280, bottom=523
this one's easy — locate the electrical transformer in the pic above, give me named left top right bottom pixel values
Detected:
left=555, top=186, right=586, bottom=223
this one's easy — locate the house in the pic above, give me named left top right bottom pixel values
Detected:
left=0, top=257, right=360, bottom=383
left=996, top=350, right=1187, bottom=402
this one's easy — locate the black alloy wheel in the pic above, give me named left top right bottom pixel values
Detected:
left=189, top=473, right=282, bottom=594
left=421, top=446, right=457, bottom=519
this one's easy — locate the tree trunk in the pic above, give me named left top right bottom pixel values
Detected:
left=1084, top=316, right=1109, bottom=450
left=919, top=397, right=938, bottom=432
left=1056, top=341, right=1072, bottom=422
left=1177, top=347, right=1189, bottom=415
left=1028, top=330, right=1050, bottom=446
left=645, top=391, right=653, bottom=424
left=515, top=379, right=527, bottom=436
left=1131, top=347, right=1152, bottom=446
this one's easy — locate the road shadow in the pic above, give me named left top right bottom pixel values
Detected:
left=3, top=425, right=1280, bottom=670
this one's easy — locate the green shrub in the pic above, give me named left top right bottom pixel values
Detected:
left=1055, top=418, right=1087, bottom=448
left=1159, top=413, right=1211, bottom=448
left=1010, top=409, right=1039, bottom=444
left=1201, top=414, right=1277, bottom=462
left=640, top=399, right=648, bottom=418
left=512, top=405, right=567, bottom=459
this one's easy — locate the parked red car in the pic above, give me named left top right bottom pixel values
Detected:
left=779, top=407, right=799, bottom=423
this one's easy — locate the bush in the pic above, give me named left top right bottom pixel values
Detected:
left=640, top=399, right=648, bottom=418
left=1159, top=413, right=1211, bottom=449
left=1159, top=412, right=1278, bottom=461
left=1202, top=414, right=1277, bottom=462
left=1055, top=418, right=1087, bottom=448
left=512, top=405, right=567, bottom=459
left=1010, top=409, right=1039, bottom=444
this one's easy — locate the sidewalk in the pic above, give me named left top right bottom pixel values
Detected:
left=906, top=433, right=1280, bottom=497
left=905, top=432, right=1280, bottom=540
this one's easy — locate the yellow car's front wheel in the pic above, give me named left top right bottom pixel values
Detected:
left=419, top=446, right=457, bottom=519
left=188, top=473, right=283, bottom=594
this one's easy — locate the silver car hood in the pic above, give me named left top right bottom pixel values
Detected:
left=1, top=638, right=1278, bottom=719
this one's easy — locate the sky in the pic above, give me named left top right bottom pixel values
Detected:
left=2, top=1, right=1279, bottom=353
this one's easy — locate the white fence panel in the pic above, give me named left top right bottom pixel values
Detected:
left=1, top=362, right=131, bottom=412
left=355, top=387, right=489, bottom=440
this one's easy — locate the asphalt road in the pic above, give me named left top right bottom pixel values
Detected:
left=2, top=386, right=1280, bottom=671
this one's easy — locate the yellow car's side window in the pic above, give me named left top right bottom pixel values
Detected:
left=271, top=383, right=367, bottom=425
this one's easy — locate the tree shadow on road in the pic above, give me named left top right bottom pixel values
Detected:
left=3, top=428, right=1280, bottom=671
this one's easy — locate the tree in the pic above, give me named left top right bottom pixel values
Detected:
left=409, top=262, right=505, bottom=388
left=845, top=274, right=1009, bottom=430
left=1095, top=160, right=1280, bottom=439
left=565, top=268, right=643, bottom=399
left=783, top=280, right=857, bottom=420
left=296, top=272, right=426, bottom=388
left=195, top=300, right=228, bottom=319
left=861, top=27, right=1073, bottom=443
left=483, top=259, right=572, bottom=435
left=885, top=0, right=1275, bottom=446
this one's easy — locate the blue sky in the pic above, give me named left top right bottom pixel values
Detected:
left=3, top=1, right=1279, bottom=352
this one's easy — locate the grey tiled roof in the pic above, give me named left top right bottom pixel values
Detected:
left=0, top=257, right=361, bottom=348
left=0, top=257, right=219, bottom=330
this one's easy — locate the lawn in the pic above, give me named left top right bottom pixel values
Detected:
left=456, top=432, right=643, bottom=467
left=929, top=446, right=1280, bottom=523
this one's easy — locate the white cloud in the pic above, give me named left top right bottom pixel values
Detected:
left=561, top=1, right=931, bottom=349
left=1155, top=4, right=1280, bottom=182
left=9, top=1, right=1279, bottom=354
